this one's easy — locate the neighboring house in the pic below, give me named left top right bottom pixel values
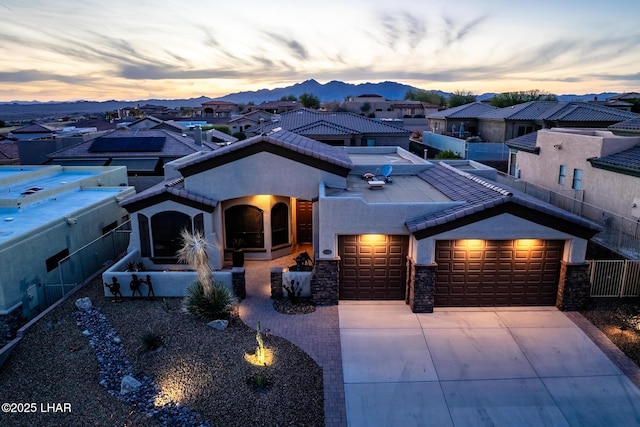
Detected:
left=441, top=101, right=640, bottom=143
left=250, top=100, right=301, bottom=114
left=0, top=165, right=135, bottom=344
left=505, top=128, right=640, bottom=225
left=110, top=129, right=599, bottom=317
left=8, top=123, right=56, bottom=141
left=199, top=100, right=238, bottom=118
left=126, top=116, right=164, bottom=130
left=47, top=129, right=219, bottom=191
left=246, top=108, right=412, bottom=149
left=427, top=102, right=499, bottom=138
left=228, top=110, right=275, bottom=134
left=342, top=94, right=440, bottom=120
left=477, top=101, right=560, bottom=142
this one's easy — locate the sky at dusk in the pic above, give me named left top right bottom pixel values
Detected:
left=1, top=0, right=639, bottom=102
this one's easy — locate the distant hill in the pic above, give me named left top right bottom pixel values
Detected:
left=216, top=79, right=448, bottom=103
left=0, top=79, right=623, bottom=122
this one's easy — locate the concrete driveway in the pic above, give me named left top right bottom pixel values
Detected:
left=339, top=302, right=640, bottom=427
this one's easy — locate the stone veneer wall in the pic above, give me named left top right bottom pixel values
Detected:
left=270, top=268, right=284, bottom=299
left=0, top=306, right=23, bottom=347
left=405, top=258, right=413, bottom=305
left=409, top=263, right=437, bottom=313
left=556, top=261, right=591, bottom=311
left=231, top=267, right=246, bottom=300
left=310, top=259, right=339, bottom=306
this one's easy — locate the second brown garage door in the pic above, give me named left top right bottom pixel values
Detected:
left=339, top=235, right=409, bottom=300
left=435, top=239, right=564, bottom=306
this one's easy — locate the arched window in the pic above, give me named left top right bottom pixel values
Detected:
left=225, top=205, right=264, bottom=249
left=271, top=203, right=289, bottom=246
left=151, top=211, right=191, bottom=257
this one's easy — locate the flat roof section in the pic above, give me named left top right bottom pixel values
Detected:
left=0, top=187, right=130, bottom=245
left=0, top=170, right=99, bottom=201
left=347, top=153, right=415, bottom=165
left=325, top=175, right=451, bottom=203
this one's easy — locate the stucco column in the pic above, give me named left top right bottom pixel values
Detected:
left=409, top=263, right=437, bottom=313
left=556, top=261, right=591, bottom=311
left=310, top=258, right=339, bottom=306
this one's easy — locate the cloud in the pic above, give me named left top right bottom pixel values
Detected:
left=441, top=14, right=486, bottom=47
left=263, top=32, right=308, bottom=60
left=0, top=69, right=94, bottom=84
left=590, top=72, right=640, bottom=81
left=375, top=10, right=427, bottom=50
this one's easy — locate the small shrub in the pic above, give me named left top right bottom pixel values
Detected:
left=140, top=329, right=163, bottom=351
left=283, top=279, right=302, bottom=303
left=184, top=281, right=235, bottom=321
left=246, top=373, right=272, bottom=390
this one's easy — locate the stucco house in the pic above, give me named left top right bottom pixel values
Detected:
left=246, top=108, right=412, bottom=149
left=342, top=94, right=440, bottom=120
left=427, top=102, right=498, bottom=138
left=478, top=102, right=640, bottom=143
left=506, top=129, right=640, bottom=240
left=113, top=128, right=599, bottom=314
left=48, top=128, right=220, bottom=191
left=0, top=165, right=134, bottom=344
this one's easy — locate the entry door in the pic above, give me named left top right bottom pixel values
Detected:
left=296, top=200, right=313, bottom=243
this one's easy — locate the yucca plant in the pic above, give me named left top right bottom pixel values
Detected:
left=177, top=229, right=213, bottom=298
left=184, top=281, right=234, bottom=320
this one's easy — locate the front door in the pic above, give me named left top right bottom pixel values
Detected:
left=296, top=200, right=313, bottom=243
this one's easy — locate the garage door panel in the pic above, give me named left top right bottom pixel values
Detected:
left=339, top=235, right=408, bottom=300
left=435, top=240, right=563, bottom=307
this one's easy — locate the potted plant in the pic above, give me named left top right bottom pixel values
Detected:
left=231, top=237, right=245, bottom=267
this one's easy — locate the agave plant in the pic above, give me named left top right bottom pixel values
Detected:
left=177, top=229, right=213, bottom=298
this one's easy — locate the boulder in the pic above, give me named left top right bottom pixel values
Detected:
left=75, top=297, right=92, bottom=311
left=120, top=375, right=141, bottom=394
left=207, top=319, right=229, bottom=331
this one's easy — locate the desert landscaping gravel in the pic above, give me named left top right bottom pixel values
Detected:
left=0, top=277, right=324, bottom=426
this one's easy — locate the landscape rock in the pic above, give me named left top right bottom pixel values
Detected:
left=120, top=375, right=141, bottom=394
left=75, top=297, right=92, bottom=311
left=207, top=319, right=229, bottom=331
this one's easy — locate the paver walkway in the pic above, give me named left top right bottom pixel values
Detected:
left=238, top=254, right=347, bottom=427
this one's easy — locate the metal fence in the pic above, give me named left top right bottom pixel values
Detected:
left=495, top=173, right=640, bottom=259
left=589, top=260, right=640, bottom=297
left=43, top=221, right=131, bottom=307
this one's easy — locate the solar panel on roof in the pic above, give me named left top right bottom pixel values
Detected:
left=88, top=137, right=166, bottom=152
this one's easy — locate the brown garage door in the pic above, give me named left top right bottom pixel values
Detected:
left=339, top=235, right=409, bottom=300
left=435, top=240, right=564, bottom=306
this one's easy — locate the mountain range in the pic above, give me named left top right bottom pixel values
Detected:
left=0, top=79, right=620, bottom=121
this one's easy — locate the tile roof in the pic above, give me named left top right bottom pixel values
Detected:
left=588, top=145, right=640, bottom=176
left=47, top=129, right=217, bottom=159
left=252, top=108, right=410, bottom=135
left=176, top=128, right=353, bottom=172
left=478, top=101, right=560, bottom=120
left=544, top=102, right=640, bottom=122
left=11, top=123, right=56, bottom=133
left=504, top=131, right=539, bottom=152
left=120, top=177, right=218, bottom=212
left=0, top=143, right=19, bottom=160
left=609, top=117, right=640, bottom=131
left=406, top=162, right=600, bottom=236
left=426, top=102, right=498, bottom=119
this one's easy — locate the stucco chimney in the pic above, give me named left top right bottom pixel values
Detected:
left=194, top=125, right=203, bottom=146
